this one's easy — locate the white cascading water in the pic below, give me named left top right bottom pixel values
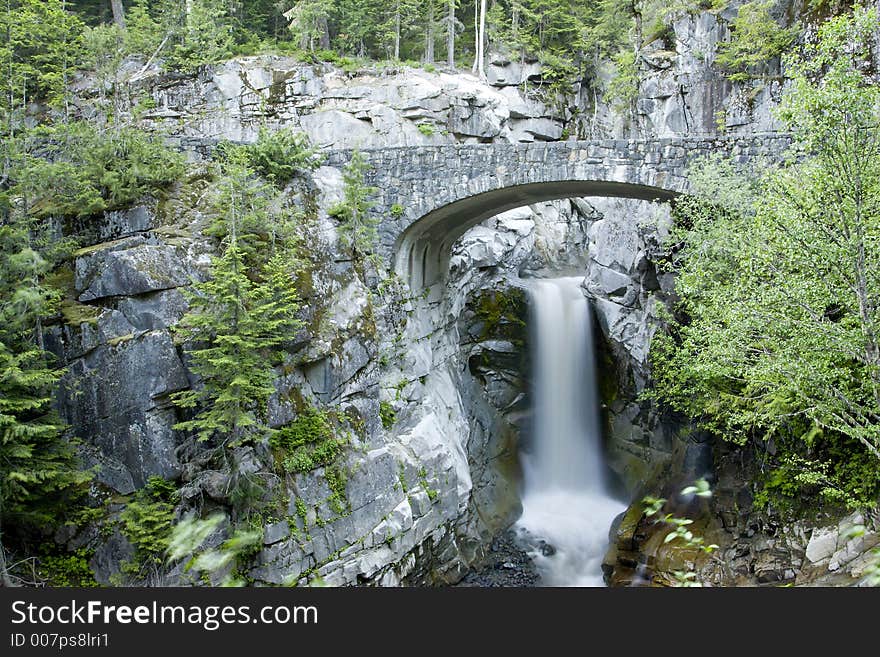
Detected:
left=515, top=277, right=626, bottom=586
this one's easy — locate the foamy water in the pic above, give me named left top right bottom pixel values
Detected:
left=515, top=277, right=626, bottom=586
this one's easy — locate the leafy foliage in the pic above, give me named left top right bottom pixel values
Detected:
left=218, top=128, right=323, bottom=187
left=7, top=123, right=185, bottom=220
left=651, top=5, right=880, bottom=510
left=329, top=151, right=379, bottom=259
left=119, top=476, right=179, bottom=572
left=605, top=49, right=640, bottom=111
left=269, top=408, right=347, bottom=474
left=715, top=1, right=798, bottom=83
left=642, top=480, right=719, bottom=587
left=379, top=401, right=397, bottom=430
left=166, top=513, right=262, bottom=586
left=36, top=547, right=98, bottom=587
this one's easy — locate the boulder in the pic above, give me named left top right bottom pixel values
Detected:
left=263, top=520, right=291, bottom=546
left=805, top=526, right=838, bottom=564
left=76, top=238, right=191, bottom=301
left=499, top=86, right=548, bottom=119
left=587, top=217, right=642, bottom=274
left=63, top=202, right=158, bottom=247
left=300, top=109, right=376, bottom=148
left=49, top=307, right=138, bottom=362
left=454, top=225, right=517, bottom=268
left=510, top=117, right=564, bottom=142
left=486, top=60, right=543, bottom=86
left=117, top=289, right=189, bottom=331
left=449, top=105, right=502, bottom=139
left=585, top=265, right=637, bottom=305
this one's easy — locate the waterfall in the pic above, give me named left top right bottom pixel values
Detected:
left=515, top=277, right=626, bottom=586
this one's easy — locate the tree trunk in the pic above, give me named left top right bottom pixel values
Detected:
left=512, top=4, right=519, bottom=39
left=318, top=15, right=330, bottom=50
left=110, top=0, right=126, bottom=29
left=394, top=6, right=401, bottom=60
left=425, top=0, right=435, bottom=63
left=474, top=0, right=486, bottom=78
left=446, top=0, right=455, bottom=67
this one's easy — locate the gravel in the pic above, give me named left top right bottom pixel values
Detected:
left=455, top=528, right=541, bottom=587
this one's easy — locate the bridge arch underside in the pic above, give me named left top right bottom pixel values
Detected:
left=394, top=180, right=680, bottom=289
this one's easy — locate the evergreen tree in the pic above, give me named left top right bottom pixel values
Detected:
left=169, top=0, right=234, bottom=70
left=172, top=237, right=303, bottom=446
left=329, top=151, right=378, bottom=260
left=389, top=0, right=421, bottom=60
left=0, top=197, right=88, bottom=584
left=202, top=161, right=281, bottom=266
left=284, top=0, right=333, bottom=52
left=173, top=160, right=304, bottom=447
left=0, top=0, right=85, bottom=115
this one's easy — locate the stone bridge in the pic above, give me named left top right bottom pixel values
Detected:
left=322, top=133, right=792, bottom=288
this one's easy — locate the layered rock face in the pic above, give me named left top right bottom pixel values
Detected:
left=54, top=0, right=879, bottom=586
left=131, top=57, right=565, bottom=147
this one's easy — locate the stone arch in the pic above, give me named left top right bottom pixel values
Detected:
left=320, top=133, right=791, bottom=288
left=394, top=180, right=679, bottom=288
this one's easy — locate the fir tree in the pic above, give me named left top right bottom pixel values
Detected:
left=329, top=151, right=378, bottom=260
left=0, top=209, right=88, bottom=585
left=172, top=237, right=302, bottom=446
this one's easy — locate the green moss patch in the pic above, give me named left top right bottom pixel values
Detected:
left=270, top=408, right=348, bottom=475
left=473, top=288, right=527, bottom=344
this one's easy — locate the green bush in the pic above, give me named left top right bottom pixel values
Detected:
left=119, top=477, right=179, bottom=569
left=650, top=8, right=880, bottom=511
left=716, top=1, right=798, bottom=83
left=328, top=151, right=378, bottom=259
left=270, top=408, right=347, bottom=474
left=605, top=49, right=640, bottom=111
left=36, top=548, right=98, bottom=587
left=218, top=128, right=323, bottom=186
left=324, top=465, right=348, bottom=515
left=14, top=123, right=185, bottom=219
left=379, top=401, right=397, bottom=430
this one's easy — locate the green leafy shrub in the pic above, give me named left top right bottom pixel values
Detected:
left=650, top=6, right=880, bottom=512
left=716, top=1, right=798, bottom=83
left=218, top=128, right=323, bottom=186
left=379, top=401, right=397, bottom=430
left=119, top=477, right=179, bottom=570
left=328, top=151, right=378, bottom=259
left=36, top=548, right=98, bottom=587
left=604, top=49, right=640, bottom=111
left=14, top=123, right=185, bottom=219
left=270, top=408, right=347, bottom=474
left=324, top=465, right=348, bottom=515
